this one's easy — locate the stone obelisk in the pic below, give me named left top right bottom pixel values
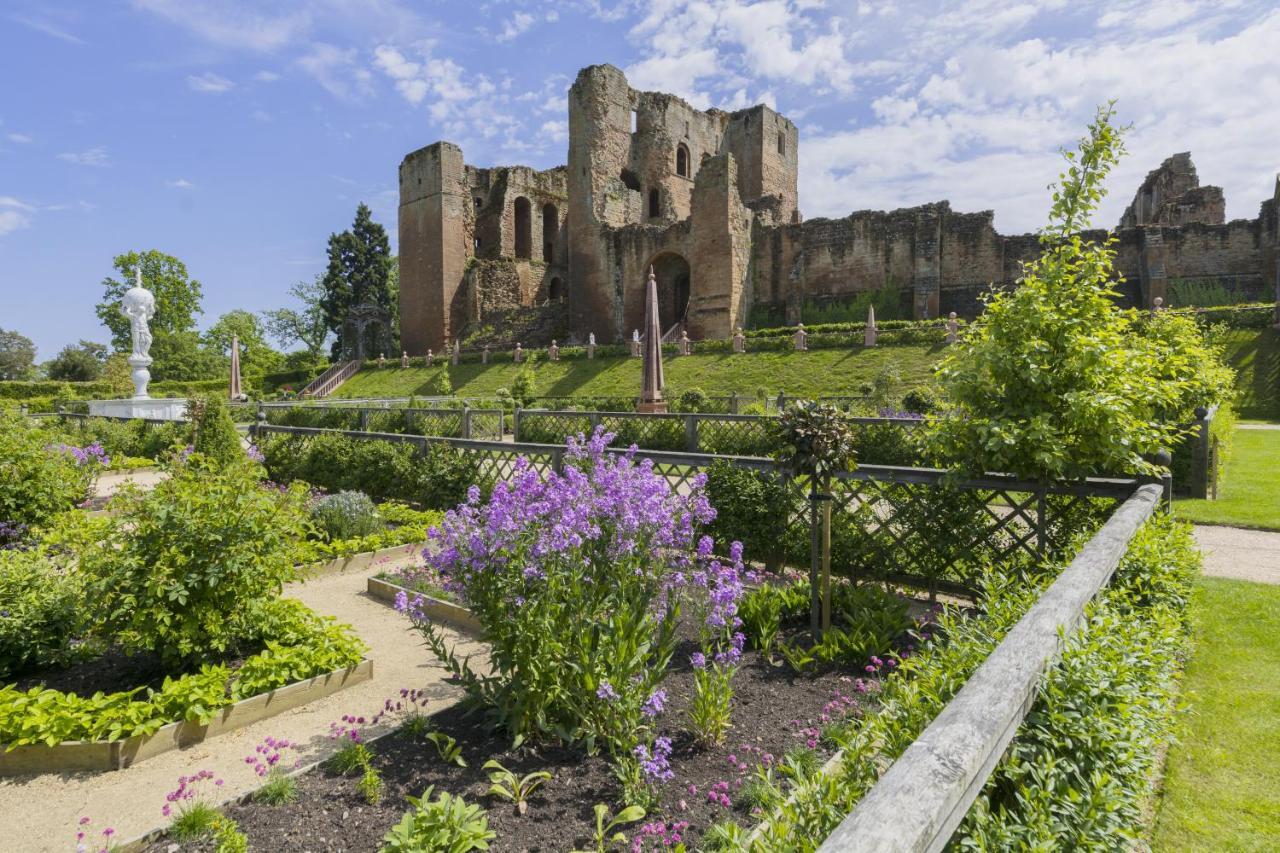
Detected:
left=637, top=267, right=667, bottom=413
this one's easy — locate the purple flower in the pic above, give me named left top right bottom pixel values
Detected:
left=641, top=689, right=667, bottom=718
left=596, top=681, right=620, bottom=702
left=634, top=736, right=674, bottom=783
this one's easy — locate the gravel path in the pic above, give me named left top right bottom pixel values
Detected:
left=1194, top=524, right=1280, bottom=585
left=93, top=468, right=168, bottom=497
left=0, top=556, right=479, bottom=853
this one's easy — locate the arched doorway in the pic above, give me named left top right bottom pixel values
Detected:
left=514, top=197, right=531, bottom=259
left=648, top=252, right=691, bottom=332
left=548, top=277, right=563, bottom=303
left=676, top=143, right=690, bottom=178
left=542, top=203, right=557, bottom=262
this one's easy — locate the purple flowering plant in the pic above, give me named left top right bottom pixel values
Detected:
left=399, top=429, right=722, bottom=792
left=686, top=537, right=748, bottom=746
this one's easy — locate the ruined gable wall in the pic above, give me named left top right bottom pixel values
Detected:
left=723, top=106, right=798, bottom=221
left=631, top=91, right=726, bottom=222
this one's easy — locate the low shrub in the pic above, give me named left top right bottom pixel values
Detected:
left=291, top=503, right=444, bottom=565
left=0, top=548, right=89, bottom=678
left=382, top=787, right=495, bottom=852
left=310, top=491, right=382, bottom=542
left=0, top=409, right=99, bottom=530
left=69, top=454, right=310, bottom=667
left=187, top=395, right=244, bottom=465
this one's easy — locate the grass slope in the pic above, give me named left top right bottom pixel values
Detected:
left=334, top=344, right=947, bottom=400
left=1219, top=327, right=1280, bottom=421
left=1152, top=577, right=1280, bottom=851
left=1175, top=428, right=1280, bottom=531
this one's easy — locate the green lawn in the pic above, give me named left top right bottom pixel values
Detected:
left=334, top=344, right=947, bottom=400
left=1219, top=327, right=1280, bottom=421
left=1152, top=577, right=1280, bottom=851
left=1175, top=428, right=1280, bottom=531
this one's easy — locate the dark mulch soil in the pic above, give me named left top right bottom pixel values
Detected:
left=13, top=648, right=248, bottom=696
left=147, top=632, right=882, bottom=853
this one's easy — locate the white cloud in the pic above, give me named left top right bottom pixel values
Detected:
left=250, top=109, right=272, bottom=122
left=166, top=178, right=195, bottom=189
left=254, top=70, right=281, bottom=82
left=187, top=72, right=235, bottom=93
left=372, top=44, right=498, bottom=124
left=497, top=11, right=535, bottom=42
left=7, top=133, right=32, bottom=144
left=57, top=147, right=110, bottom=167
left=10, top=15, right=85, bottom=44
left=131, top=0, right=310, bottom=52
left=0, top=197, right=33, bottom=236
left=296, top=43, right=374, bottom=100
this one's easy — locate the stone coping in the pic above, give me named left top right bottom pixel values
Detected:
left=0, top=659, right=373, bottom=777
left=366, top=575, right=482, bottom=634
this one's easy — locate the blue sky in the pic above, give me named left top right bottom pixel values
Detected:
left=3, top=0, right=1278, bottom=359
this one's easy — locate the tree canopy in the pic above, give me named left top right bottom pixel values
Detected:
left=97, top=250, right=205, bottom=353
left=319, top=203, right=393, bottom=357
left=45, top=340, right=108, bottom=381
left=264, top=276, right=331, bottom=360
left=0, top=328, right=36, bottom=380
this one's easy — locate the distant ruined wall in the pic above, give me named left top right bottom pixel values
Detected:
left=399, top=65, right=1277, bottom=351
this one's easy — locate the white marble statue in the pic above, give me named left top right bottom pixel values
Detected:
left=121, top=267, right=157, bottom=398
left=589, top=332, right=596, bottom=346
left=122, top=267, right=156, bottom=360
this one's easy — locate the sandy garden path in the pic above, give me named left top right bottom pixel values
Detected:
left=0, top=554, right=478, bottom=853
left=1194, top=524, right=1280, bottom=585
left=92, top=468, right=168, bottom=498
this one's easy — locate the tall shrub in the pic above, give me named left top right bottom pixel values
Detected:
left=0, top=410, right=99, bottom=532
left=929, top=105, right=1184, bottom=481
left=73, top=454, right=310, bottom=666
left=187, top=395, right=243, bottom=465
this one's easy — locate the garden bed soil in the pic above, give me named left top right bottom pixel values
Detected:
left=146, top=633, right=885, bottom=852
left=12, top=647, right=247, bottom=697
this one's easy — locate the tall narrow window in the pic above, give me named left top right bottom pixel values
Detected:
left=649, top=188, right=660, bottom=218
left=630, top=109, right=638, bottom=133
left=777, top=130, right=785, bottom=155
left=542, top=203, right=557, bottom=262
left=513, top=197, right=531, bottom=259
left=676, top=144, right=690, bottom=178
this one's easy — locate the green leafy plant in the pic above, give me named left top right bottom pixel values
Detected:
left=425, top=731, right=468, bottom=767
left=774, top=401, right=857, bottom=482
left=0, top=409, right=97, bottom=529
left=186, top=395, right=245, bottom=466
left=69, top=453, right=310, bottom=666
left=572, top=803, right=646, bottom=853
left=929, top=105, right=1187, bottom=481
left=382, top=786, right=496, bottom=853
left=483, top=759, right=551, bottom=815
left=0, top=547, right=89, bottom=678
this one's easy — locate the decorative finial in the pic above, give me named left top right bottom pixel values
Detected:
left=134, top=265, right=143, bottom=288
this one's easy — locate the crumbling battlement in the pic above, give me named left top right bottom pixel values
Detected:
left=398, top=66, right=1279, bottom=355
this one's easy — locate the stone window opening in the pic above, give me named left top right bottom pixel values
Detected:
left=648, top=188, right=660, bottom=219
left=542, top=202, right=557, bottom=262
left=777, top=130, right=785, bottom=155
left=514, top=196, right=532, bottom=259
left=630, top=109, right=638, bottom=133
left=474, top=196, right=483, bottom=213
left=676, top=143, right=690, bottom=178
left=549, top=277, right=563, bottom=303
left=620, top=168, right=641, bottom=192
left=684, top=120, right=690, bottom=138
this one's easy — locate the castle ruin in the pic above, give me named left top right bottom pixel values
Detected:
left=399, top=64, right=1279, bottom=353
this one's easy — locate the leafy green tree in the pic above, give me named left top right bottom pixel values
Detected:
left=45, top=340, right=108, bottom=382
left=96, top=250, right=204, bottom=353
left=319, top=204, right=393, bottom=357
left=187, top=395, right=244, bottom=466
left=929, top=105, right=1183, bottom=481
left=263, top=276, right=332, bottom=360
left=149, top=331, right=222, bottom=382
left=101, top=352, right=134, bottom=395
left=203, top=310, right=284, bottom=377
left=0, top=328, right=36, bottom=380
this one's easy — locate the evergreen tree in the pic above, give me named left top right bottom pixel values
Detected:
left=319, top=204, right=392, bottom=357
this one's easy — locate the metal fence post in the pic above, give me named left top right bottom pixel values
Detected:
left=588, top=412, right=601, bottom=435
left=1190, top=405, right=1211, bottom=500
left=729, top=392, right=739, bottom=414
left=685, top=415, right=699, bottom=453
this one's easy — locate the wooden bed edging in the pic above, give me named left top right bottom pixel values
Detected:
left=812, top=483, right=1163, bottom=852
left=297, top=540, right=428, bottom=580
left=0, top=658, right=374, bottom=776
left=366, top=576, right=483, bottom=634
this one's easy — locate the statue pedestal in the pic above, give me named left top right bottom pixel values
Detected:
left=88, top=398, right=189, bottom=421
left=636, top=400, right=668, bottom=414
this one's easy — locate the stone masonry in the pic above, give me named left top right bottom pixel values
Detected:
left=398, top=65, right=1280, bottom=354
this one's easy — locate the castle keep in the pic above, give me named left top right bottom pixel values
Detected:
left=399, top=64, right=1280, bottom=354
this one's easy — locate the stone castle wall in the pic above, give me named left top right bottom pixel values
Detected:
left=398, top=66, right=1279, bottom=355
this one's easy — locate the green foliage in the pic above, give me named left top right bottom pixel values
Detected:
left=899, top=386, right=942, bottom=415
left=704, top=461, right=791, bottom=570
left=310, top=490, right=382, bottom=541
left=483, top=759, right=551, bottom=814
left=511, top=357, right=537, bottom=407
left=203, top=310, right=284, bottom=379
left=774, top=402, right=857, bottom=482
left=0, top=599, right=361, bottom=746
left=572, top=803, right=647, bottom=853
left=171, top=802, right=221, bottom=840
left=0, top=409, right=96, bottom=529
left=51, top=415, right=185, bottom=461
left=425, top=731, right=468, bottom=767
left=0, top=548, right=89, bottom=678
left=382, top=787, right=496, bottom=853
left=320, top=204, right=394, bottom=357
left=265, top=276, right=334, bottom=360
left=187, top=395, right=244, bottom=466
left=930, top=106, right=1186, bottom=481
left=1166, top=278, right=1243, bottom=308
left=72, top=454, right=310, bottom=666
left=96, top=250, right=204, bottom=353
left=673, top=387, right=712, bottom=413
left=260, top=432, right=486, bottom=511
left=1137, top=309, right=1236, bottom=423
left=253, top=772, right=299, bottom=805
left=292, top=503, right=443, bottom=565
left=0, top=328, right=37, bottom=380
left=45, top=340, right=107, bottom=382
